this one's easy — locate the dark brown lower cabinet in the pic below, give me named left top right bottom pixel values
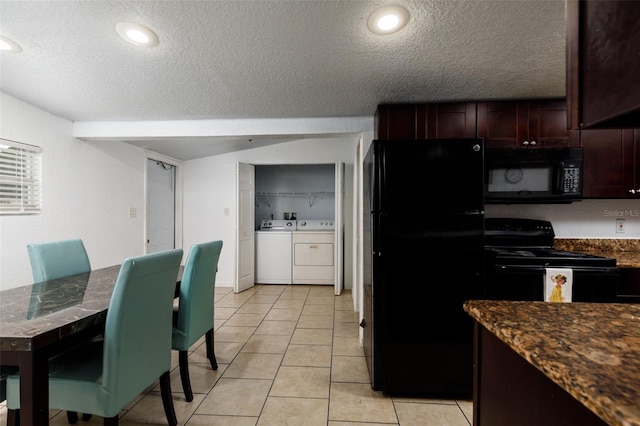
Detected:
left=617, top=268, right=640, bottom=303
left=473, top=322, right=607, bottom=426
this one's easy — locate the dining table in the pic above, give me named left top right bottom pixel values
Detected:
left=0, top=264, right=183, bottom=425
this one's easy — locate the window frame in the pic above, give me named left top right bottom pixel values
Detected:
left=0, top=138, right=42, bottom=215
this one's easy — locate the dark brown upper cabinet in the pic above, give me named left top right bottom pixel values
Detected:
left=477, top=99, right=577, bottom=149
left=375, top=102, right=476, bottom=140
left=581, top=128, right=640, bottom=198
left=566, top=0, right=640, bottom=129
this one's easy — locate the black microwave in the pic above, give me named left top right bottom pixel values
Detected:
left=484, top=148, right=583, bottom=204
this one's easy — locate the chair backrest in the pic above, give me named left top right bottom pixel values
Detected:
left=27, top=239, right=91, bottom=282
left=101, top=248, right=183, bottom=409
left=173, top=240, right=223, bottom=350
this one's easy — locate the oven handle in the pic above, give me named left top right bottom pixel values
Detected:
left=493, top=264, right=619, bottom=274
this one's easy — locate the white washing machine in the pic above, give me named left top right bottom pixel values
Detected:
left=255, top=220, right=296, bottom=284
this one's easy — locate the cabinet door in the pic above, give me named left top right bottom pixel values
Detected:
left=477, top=101, right=528, bottom=148
left=375, top=102, right=477, bottom=140
left=375, top=104, right=421, bottom=140
left=581, top=128, right=636, bottom=198
left=627, top=129, right=640, bottom=197
left=617, top=268, right=640, bottom=304
left=634, top=130, right=640, bottom=196
left=478, top=99, right=572, bottom=149
left=425, top=102, right=477, bottom=139
left=528, top=100, right=577, bottom=148
left=566, top=0, right=640, bottom=129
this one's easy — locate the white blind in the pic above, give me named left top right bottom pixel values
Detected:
left=0, top=138, right=42, bottom=214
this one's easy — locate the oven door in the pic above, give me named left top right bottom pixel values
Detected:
left=485, top=264, right=619, bottom=302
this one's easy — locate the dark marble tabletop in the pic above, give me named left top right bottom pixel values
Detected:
left=0, top=264, right=184, bottom=353
left=464, top=300, right=640, bottom=426
left=0, top=265, right=122, bottom=352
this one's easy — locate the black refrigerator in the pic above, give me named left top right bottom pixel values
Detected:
left=363, top=138, right=485, bottom=397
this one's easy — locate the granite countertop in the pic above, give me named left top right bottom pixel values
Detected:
left=554, top=239, right=640, bottom=268
left=464, top=300, right=640, bottom=426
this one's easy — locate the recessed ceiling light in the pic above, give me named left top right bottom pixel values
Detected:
left=367, top=5, right=410, bottom=35
left=0, top=35, right=23, bottom=53
left=116, top=22, right=159, bottom=47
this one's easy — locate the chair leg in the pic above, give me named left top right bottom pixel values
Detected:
left=66, top=411, right=79, bottom=424
left=205, top=329, right=218, bottom=370
left=103, top=415, right=118, bottom=426
left=178, top=350, right=193, bottom=402
left=7, top=409, right=19, bottom=426
left=159, top=371, right=178, bottom=426
left=82, top=413, right=93, bottom=421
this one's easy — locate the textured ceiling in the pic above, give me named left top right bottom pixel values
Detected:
left=0, top=0, right=567, bottom=159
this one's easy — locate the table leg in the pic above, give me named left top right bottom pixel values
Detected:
left=19, top=350, right=49, bottom=425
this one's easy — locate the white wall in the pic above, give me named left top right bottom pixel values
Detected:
left=182, top=137, right=358, bottom=289
left=0, top=93, right=149, bottom=289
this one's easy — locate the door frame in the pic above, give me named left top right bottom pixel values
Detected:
left=334, top=161, right=344, bottom=295
left=238, top=161, right=345, bottom=295
left=144, top=151, right=183, bottom=254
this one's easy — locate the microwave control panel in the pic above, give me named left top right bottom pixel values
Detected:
left=563, top=167, right=581, bottom=193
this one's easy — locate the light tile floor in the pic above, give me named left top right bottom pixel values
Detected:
left=0, top=284, right=473, bottom=425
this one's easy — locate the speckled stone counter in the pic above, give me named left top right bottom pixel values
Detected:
left=464, top=300, right=640, bottom=426
left=554, top=239, right=640, bottom=268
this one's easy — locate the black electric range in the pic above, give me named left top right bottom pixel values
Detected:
left=484, top=218, right=619, bottom=302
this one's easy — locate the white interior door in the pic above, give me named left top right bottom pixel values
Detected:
left=146, top=158, right=176, bottom=253
left=334, top=161, right=344, bottom=295
left=236, top=162, right=255, bottom=293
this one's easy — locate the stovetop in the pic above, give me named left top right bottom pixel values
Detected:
left=484, top=246, right=617, bottom=267
left=484, top=218, right=617, bottom=268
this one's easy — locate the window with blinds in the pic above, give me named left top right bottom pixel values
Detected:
left=0, top=138, right=42, bottom=214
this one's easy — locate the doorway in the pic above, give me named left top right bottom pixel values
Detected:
left=238, top=162, right=345, bottom=295
left=146, top=155, right=182, bottom=254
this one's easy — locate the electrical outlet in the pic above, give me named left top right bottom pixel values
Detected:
left=224, top=207, right=230, bottom=216
left=129, top=207, right=137, bottom=218
left=616, top=219, right=625, bottom=233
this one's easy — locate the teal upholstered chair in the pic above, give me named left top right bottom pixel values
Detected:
left=172, top=240, right=223, bottom=402
left=26, top=238, right=93, bottom=423
left=21, top=239, right=93, bottom=423
left=27, top=238, right=91, bottom=282
left=7, top=248, right=183, bottom=426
